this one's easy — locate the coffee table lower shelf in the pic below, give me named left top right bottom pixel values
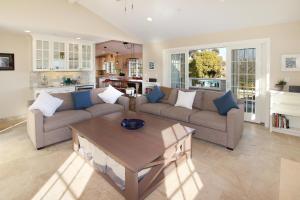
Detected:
left=72, top=130, right=192, bottom=200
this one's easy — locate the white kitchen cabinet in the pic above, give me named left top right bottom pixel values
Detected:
left=68, top=43, right=80, bottom=70
left=33, top=40, right=50, bottom=71
left=52, top=41, right=66, bottom=70
left=32, top=34, right=94, bottom=72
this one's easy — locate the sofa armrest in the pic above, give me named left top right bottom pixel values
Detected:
left=27, top=109, right=44, bottom=149
left=226, top=103, right=244, bottom=149
left=135, top=95, right=148, bottom=112
left=117, top=96, right=129, bottom=111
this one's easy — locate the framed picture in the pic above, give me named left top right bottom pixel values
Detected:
left=148, top=61, right=155, bottom=70
left=0, top=53, right=14, bottom=71
left=281, top=54, right=300, bottom=71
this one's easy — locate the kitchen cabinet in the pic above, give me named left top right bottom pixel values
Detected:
left=32, top=34, right=94, bottom=72
left=69, top=43, right=80, bottom=70
left=53, top=42, right=66, bottom=70
left=33, top=40, right=50, bottom=71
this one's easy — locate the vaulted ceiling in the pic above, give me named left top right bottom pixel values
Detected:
left=76, top=0, right=300, bottom=42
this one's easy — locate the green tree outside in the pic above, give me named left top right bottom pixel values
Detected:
left=189, top=49, right=225, bottom=78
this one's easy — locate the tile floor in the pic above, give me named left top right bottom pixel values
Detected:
left=0, top=123, right=300, bottom=200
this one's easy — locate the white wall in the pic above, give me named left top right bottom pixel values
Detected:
left=0, top=30, right=31, bottom=119
left=143, top=21, right=300, bottom=89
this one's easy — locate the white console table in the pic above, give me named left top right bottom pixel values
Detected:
left=270, top=90, right=300, bottom=137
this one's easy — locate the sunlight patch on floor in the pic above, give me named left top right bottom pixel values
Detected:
left=163, top=159, right=203, bottom=200
left=32, top=152, right=93, bottom=200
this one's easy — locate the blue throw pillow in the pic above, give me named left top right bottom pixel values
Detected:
left=213, top=90, right=239, bottom=116
left=71, top=90, right=92, bottom=110
left=147, top=86, right=165, bottom=103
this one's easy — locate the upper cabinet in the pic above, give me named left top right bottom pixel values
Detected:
left=68, top=43, right=79, bottom=70
left=32, top=35, right=94, bottom=72
left=81, top=44, right=92, bottom=70
left=34, top=40, right=50, bottom=70
left=53, top=42, right=66, bottom=70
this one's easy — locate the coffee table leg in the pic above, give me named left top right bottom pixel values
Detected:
left=124, top=168, right=139, bottom=200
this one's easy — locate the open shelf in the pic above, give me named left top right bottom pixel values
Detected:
left=271, top=127, right=300, bottom=137
left=270, top=90, right=300, bottom=137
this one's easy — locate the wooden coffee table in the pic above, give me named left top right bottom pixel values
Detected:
left=70, top=112, right=194, bottom=200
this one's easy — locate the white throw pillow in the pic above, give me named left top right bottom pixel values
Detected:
left=29, top=91, right=63, bottom=117
left=175, top=90, right=196, bottom=109
left=98, top=85, right=123, bottom=104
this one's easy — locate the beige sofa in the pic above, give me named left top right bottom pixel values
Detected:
left=136, top=88, right=244, bottom=150
left=27, top=88, right=129, bottom=149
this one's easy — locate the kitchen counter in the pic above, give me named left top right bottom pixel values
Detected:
left=32, top=83, right=95, bottom=99
left=33, top=83, right=95, bottom=89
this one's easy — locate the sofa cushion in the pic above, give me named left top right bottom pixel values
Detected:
left=52, top=92, right=74, bottom=112
left=146, top=86, right=164, bottom=103
left=98, top=85, right=124, bottom=104
left=175, top=90, right=196, bottom=109
left=190, top=111, right=226, bottom=132
left=72, top=90, right=93, bottom=110
left=213, top=90, right=239, bottom=116
left=159, top=86, right=172, bottom=104
left=90, top=88, right=105, bottom=105
left=29, top=91, right=63, bottom=117
left=161, top=106, right=197, bottom=122
left=202, top=90, right=224, bottom=112
left=167, top=88, right=179, bottom=105
left=44, top=110, right=91, bottom=132
left=86, top=103, right=124, bottom=117
left=139, top=103, right=172, bottom=115
left=193, top=90, right=204, bottom=110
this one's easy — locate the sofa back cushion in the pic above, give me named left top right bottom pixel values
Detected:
left=51, top=92, right=74, bottom=112
left=193, top=90, right=204, bottom=110
left=159, top=86, right=172, bottom=104
left=202, top=90, right=224, bottom=112
left=90, top=88, right=105, bottom=105
left=167, top=88, right=179, bottom=105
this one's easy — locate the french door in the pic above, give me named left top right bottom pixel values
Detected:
left=228, top=45, right=263, bottom=123
left=170, top=53, right=187, bottom=89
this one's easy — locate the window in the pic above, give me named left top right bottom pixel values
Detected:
left=128, top=59, right=142, bottom=77
left=188, top=48, right=226, bottom=90
left=103, top=62, right=116, bottom=74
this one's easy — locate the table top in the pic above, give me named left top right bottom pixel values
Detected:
left=70, top=112, right=194, bottom=172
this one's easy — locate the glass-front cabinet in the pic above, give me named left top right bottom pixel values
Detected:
left=32, top=35, right=94, bottom=71
left=68, top=43, right=79, bottom=70
left=53, top=42, right=66, bottom=70
left=81, top=44, right=92, bottom=70
left=35, top=40, right=50, bottom=70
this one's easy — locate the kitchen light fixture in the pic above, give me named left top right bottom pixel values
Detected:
left=147, top=17, right=153, bottom=22
left=116, top=0, right=133, bottom=13
left=116, top=52, right=119, bottom=65
left=76, top=37, right=81, bottom=40
left=24, top=30, right=31, bottom=33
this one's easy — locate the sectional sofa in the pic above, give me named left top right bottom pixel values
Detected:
left=27, top=88, right=129, bottom=149
left=136, top=87, right=244, bottom=150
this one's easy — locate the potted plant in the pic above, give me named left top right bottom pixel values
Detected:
left=275, top=80, right=287, bottom=91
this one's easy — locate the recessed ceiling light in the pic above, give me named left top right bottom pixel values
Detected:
left=147, top=17, right=153, bottom=22
left=24, top=30, right=31, bottom=33
left=76, top=37, right=81, bottom=40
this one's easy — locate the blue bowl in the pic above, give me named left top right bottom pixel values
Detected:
left=121, top=119, right=145, bottom=130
